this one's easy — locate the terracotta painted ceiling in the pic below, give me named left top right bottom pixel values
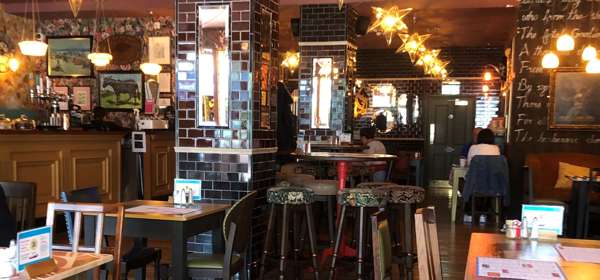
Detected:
left=1, top=0, right=518, bottom=49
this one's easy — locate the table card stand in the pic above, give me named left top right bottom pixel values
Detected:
left=23, top=258, right=57, bottom=278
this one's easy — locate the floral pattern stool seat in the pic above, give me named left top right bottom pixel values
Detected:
left=260, top=182, right=320, bottom=279
left=377, top=184, right=425, bottom=204
left=330, top=187, right=388, bottom=279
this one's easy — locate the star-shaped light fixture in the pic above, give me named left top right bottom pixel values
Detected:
left=367, top=6, right=413, bottom=45
left=396, top=33, right=430, bottom=62
left=416, top=49, right=440, bottom=67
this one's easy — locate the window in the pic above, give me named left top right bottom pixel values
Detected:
left=475, top=96, right=500, bottom=128
left=441, top=80, right=460, bottom=95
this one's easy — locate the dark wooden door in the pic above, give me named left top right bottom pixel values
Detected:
left=425, top=96, right=475, bottom=181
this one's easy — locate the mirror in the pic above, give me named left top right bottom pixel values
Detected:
left=259, top=10, right=272, bottom=128
left=197, top=5, right=230, bottom=127
left=373, top=109, right=395, bottom=133
left=311, top=58, right=333, bottom=129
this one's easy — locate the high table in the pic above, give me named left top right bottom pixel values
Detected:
left=310, top=143, right=368, bottom=153
left=84, top=200, right=230, bottom=280
left=450, top=166, right=468, bottom=222
left=465, top=232, right=600, bottom=280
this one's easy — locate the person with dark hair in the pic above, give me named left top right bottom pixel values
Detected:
left=466, top=128, right=499, bottom=165
left=0, top=187, right=17, bottom=247
left=277, top=82, right=297, bottom=153
left=359, top=126, right=388, bottom=182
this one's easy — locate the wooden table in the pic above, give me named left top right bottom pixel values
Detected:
left=465, top=232, right=600, bottom=280
left=450, top=166, right=468, bottom=222
left=27, top=251, right=113, bottom=280
left=83, top=200, right=229, bottom=280
left=310, top=143, right=368, bottom=153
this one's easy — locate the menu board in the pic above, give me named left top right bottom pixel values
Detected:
left=17, top=226, right=52, bottom=271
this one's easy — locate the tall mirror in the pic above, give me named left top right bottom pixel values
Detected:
left=197, top=5, right=230, bottom=127
left=311, top=58, right=333, bottom=129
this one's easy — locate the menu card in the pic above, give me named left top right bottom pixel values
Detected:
left=477, top=257, right=565, bottom=280
left=556, top=245, right=600, bottom=264
left=17, top=226, right=52, bottom=271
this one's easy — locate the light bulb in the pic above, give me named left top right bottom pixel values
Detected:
left=8, top=58, right=19, bottom=72
left=483, top=71, right=492, bottom=81
left=482, top=84, right=490, bottom=92
left=88, top=52, right=113, bottom=67
left=556, top=34, right=575, bottom=51
left=140, top=63, right=162, bottom=75
left=586, top=58, right=600, bottom=74
left=582, top=45, right=597, bottom=61
left=405, top=40, right=418, bottom=52
left=382, top=15, right=397, bottom=30
left=541, top=52, right=559, bottom=69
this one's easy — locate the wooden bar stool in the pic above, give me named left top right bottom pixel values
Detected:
left=376, top=184, right=425, bottom=280
left=329, top=188, right=387, bottom=280
left=259, top=183, right=320, bottom=280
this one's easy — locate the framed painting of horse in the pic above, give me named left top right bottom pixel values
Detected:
left=98, top=71, right=144, bottom=110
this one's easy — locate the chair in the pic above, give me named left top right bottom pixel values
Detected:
left=0, top=187, right=17, bottom=247
left=463, top=155, right=509, bottom=225
left=414, top=207, right=442, bottom=280
left=46, top=202, right=125, bottom=279
left=62, top=187, right=162, bottom=280
left=370, top=211, right=393, bottom=280
left=187, top=191, right=257, bottom=280
left=0, top=181, right=36, bottom=232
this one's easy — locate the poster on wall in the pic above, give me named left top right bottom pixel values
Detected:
left=47, top=36, right=93, bottom=77
left=98, top=71, right=144, bottom=110
left=158, top=72, right=171, bottom=93
left=148, top=36, right=170, bottom=65
left=72, top=86, right=91, bottom=111
left=549, top=68, right=600, bottom=130
left=53, top=86, right=69, bottom=110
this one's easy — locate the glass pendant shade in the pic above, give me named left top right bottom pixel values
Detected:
left=556, top=34, right=575, bottom=51
left=140, top=63, right=162, bottom=75
left=88, top=52, right=113, bottom=67
left=586, top=58, right=600, bottom=74
left=69, top=0, right=83, bottom=17
left=18, top=40, right=48, bottom=56
left=541, top=52, right=559, bottom=69
left=582, top=45, right=597, bottom=61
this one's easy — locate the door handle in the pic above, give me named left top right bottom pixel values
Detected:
left=445, top=146, right=455, bottom=153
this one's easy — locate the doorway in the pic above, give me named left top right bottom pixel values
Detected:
left=425, top=96, right=475, bottom=183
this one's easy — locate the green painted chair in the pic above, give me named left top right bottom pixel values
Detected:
left=371, top=211, right=393, bottom=280
left=187, top=191, right=257, bottom=280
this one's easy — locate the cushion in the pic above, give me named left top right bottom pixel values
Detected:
left=338, top=188, right=387, bottom=208
left=378, top=185, right=425, bottom=204
left=267, top=182, right=314, bottom=205
left=304, top=180, right=338, bottom=196
left=554, top=162, right=590, bottom=189
left=187, top=253, right=240, bottom=269
left=356, top=182, right=396, bottom=189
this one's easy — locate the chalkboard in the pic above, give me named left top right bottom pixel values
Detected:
left=507, top=0, right=600, bottom=216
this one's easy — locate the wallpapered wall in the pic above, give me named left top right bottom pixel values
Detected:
left=0, top=7, right=175, bottom=127
left=39, top=16, right=175, bottom=128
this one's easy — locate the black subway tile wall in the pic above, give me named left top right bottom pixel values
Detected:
left=176, top=0, right=278, bottom=266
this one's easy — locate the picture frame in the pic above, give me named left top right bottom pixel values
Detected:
left=548, top=68, right=600, bottom=130
left=53, top=86, right=69, bottom=110
left=148, top=36, right=171, bottom=65
left=158, top=72, right=171, bottom=93
left=72, top=86, right=91, bottom=111
left=97, top=71, right=144, bottom=110
left=47, top=36, right=93, bottom=77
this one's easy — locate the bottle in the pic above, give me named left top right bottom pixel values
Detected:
left=521, top=217, right=528, bottom=239
left=62, top=113, right=70, bottom=131
left=530, top=217, right=539, bottom=240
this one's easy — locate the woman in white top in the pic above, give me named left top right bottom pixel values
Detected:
left=359, top=127, right=388, bottom=182
left=467, top=128, right=500, bottom=165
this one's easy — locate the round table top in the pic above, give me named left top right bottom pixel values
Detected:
left=310, top=143, right=368, bottom=152
left=292, top=152, right=397, bottom=162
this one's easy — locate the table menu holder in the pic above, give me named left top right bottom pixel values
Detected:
left=538, top=229, right=558, bottom=241
left=24, top=258, right=57, bottom=278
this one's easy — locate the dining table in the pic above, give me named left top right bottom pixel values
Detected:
left=17, top=250, right=113, bottom=280
left=465, top=232, right=600, bottom=280
left=309, top=143, right=368, bottom=153
left=83, top=200, right=230, bottom=280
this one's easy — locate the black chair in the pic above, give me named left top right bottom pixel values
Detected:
left=62, top=186, right=162, bottom=280
left=0, top=186, right=17, bottom=247
left=0, top=181, right=36, bottom=232
left=187, top=191, right=257, bottom=280
left=463, top=156, right=509, bottom=225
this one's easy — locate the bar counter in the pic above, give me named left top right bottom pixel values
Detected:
left=0, top=130, right=126, bottom=217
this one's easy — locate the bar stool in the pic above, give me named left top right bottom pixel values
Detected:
left=329, top=188, right=387, bottom=280
left=376, top=184, right=425, bottom=280
left=259, top=183, right=320, bottom=280
left=303, top=179, right=338, bottom=245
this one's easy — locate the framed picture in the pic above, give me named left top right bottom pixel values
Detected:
left=72, top=86, right=91, bottom=111
left=549, top=68, right=600, bottom=130
left=98, top=71, right=144, bottom=110
left=148, top=36, right=170, bottom=65
left=53, top=86, right=69, bottom=110
left=47, top=36, right=93, bottom=77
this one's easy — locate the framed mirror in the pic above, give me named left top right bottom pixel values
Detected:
left=197, top=5, right=230, bottom=127
left=259, top=9, right=272, bottom=128
left=373, top=109, right=395, bottom=133
left=311, top=58, right=333, bottom=129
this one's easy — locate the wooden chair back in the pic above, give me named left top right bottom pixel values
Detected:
left=0, top=181, right=36, bottom=231
left=46, top=202, right=124, bottom=279
left=415, top=206, right=442, bottom=280
left=60, top=187, right=102, bottom=245
left=223, top=191, right=257, bottom=255
left=370, top=210, right=393, bottom=280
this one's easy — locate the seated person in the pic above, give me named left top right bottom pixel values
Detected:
left=461, top=127, right=482, bottom=158
left=359, top=127, right=388, bottom=182
left=467, top=128, right=500, bottom=165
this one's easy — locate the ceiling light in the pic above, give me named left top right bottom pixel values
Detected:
left=483, top=71, right=492, bottom=81
left=556, top=34, right=575, bottom=51
left=397, top=33, right=430, bottom=62
left=88, top=52, right=112, bottom=67
left=8, top=58, right=19, bottom=72
left=368, top=6, right=412, bottom=45
left=582, top=45, right=597, bottom=61
left=541, top=51, right=559, bottom=69
left=140, top=62, right=162, bottom=76
left=281, top=51, right=300, bottom=73
left=482, top=84, right=490, bottom=92
left=68, top=0, right=83, bottom=17
left=586, top=58, right=600, bottom=74
left=18, top=40, right=48, bottom=57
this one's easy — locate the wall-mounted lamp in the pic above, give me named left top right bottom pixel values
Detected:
left=281, top=51, right=300, bottom=73
left=0, top=55, right=20, bottom=73
left=140, top=62, right=162, bottom=76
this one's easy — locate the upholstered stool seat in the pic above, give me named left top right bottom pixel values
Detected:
left=356, top=182, right=397, bottom=189
left=378, top=185, right=425, bottom=204
left=338, top=188, right=388, bottom=208
left=304, top=180, right=338, bottom=196
left=266, top=183, right=314, bottom=205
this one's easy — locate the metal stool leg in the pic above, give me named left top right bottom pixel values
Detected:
left=329, top=205, right=347, bottom=280
left=327, top=196, right=336, bottom=246
left=404, top=203, right=414, bottom=280
left=279, top=204, right=290, bottom=280
left=259, top=204, right=276, bottom=280
left=305, top=204, right=320, bottom=280
left=357, top=206, right=366, bottom=280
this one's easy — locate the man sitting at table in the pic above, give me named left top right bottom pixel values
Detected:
left=359, top=127, right=388, bottom=182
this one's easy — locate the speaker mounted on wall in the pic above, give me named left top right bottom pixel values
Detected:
left=291, top=18, right=300, bottom=37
